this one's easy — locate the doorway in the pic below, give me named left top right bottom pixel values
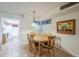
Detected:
left=1, top=17, right=20, bottom=47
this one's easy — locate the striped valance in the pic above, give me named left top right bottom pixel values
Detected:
left=33, top=19, right=51, bottom=25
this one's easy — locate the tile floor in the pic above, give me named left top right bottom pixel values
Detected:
left=0, top=37, right=74, bottom=57
left=0, top=37, right=28, bottom=57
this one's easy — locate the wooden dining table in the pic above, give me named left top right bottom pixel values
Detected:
left=28, top=33, right=56, bottom=56
left=34, top=35, right=48, bottom=42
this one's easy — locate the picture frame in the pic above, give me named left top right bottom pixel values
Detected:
left=57, top=19, right=75, bottom=34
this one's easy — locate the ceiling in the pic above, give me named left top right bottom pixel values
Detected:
left=0, top=2, right=68, bottom=18
left=0, top=2, right=70, bottom=30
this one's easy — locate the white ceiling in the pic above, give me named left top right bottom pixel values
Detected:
left=0, top=2, right=68, bottom=17
left=0, top=2, right=69, bottom=29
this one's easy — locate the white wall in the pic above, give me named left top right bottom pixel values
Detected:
left=19, top=14, right=33, bottom=45
left=51, top=11, right=79, bottom=56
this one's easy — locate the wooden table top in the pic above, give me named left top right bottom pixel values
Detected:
left=34, top=35, right=48, bottom=42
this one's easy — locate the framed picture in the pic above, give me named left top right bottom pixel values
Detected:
left=57, top=19, right=75, bottom=34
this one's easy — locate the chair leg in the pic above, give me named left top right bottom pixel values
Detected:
left=46, top=48, right=49, bottom=56
left=33, top=48, right=36, bottom=56
left=52, top=48, right=55, bottom=57
left=28, top=44, right=31, bottom=52
left=48, top=49, right=53, bottom=57
left=30, top=46, right=33, bottom=53
left=46, top=50, right=48, bottom=56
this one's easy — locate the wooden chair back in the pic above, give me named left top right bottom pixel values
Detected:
left=48, top=36, right=56, bottom=48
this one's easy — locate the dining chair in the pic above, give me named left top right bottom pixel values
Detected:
left=54, top=37, right=61, bottom=47
left=30, top=39, right=39, bottom=56
left=29, top=34, right=39, bottom=56
left=41, top=36, right=56, bottom=56
left=27, top=34, right=32, bottom=52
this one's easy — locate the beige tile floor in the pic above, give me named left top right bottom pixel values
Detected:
left=0, top=36, right=28, bottom=57
left=0, top=42, right=74, bottom=57
left=0, top=37, right=74, bottom=57
left=25, top=45, right=74, bottom=57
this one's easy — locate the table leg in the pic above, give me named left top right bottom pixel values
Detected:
left=39, top=42, right=42, bottom=56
